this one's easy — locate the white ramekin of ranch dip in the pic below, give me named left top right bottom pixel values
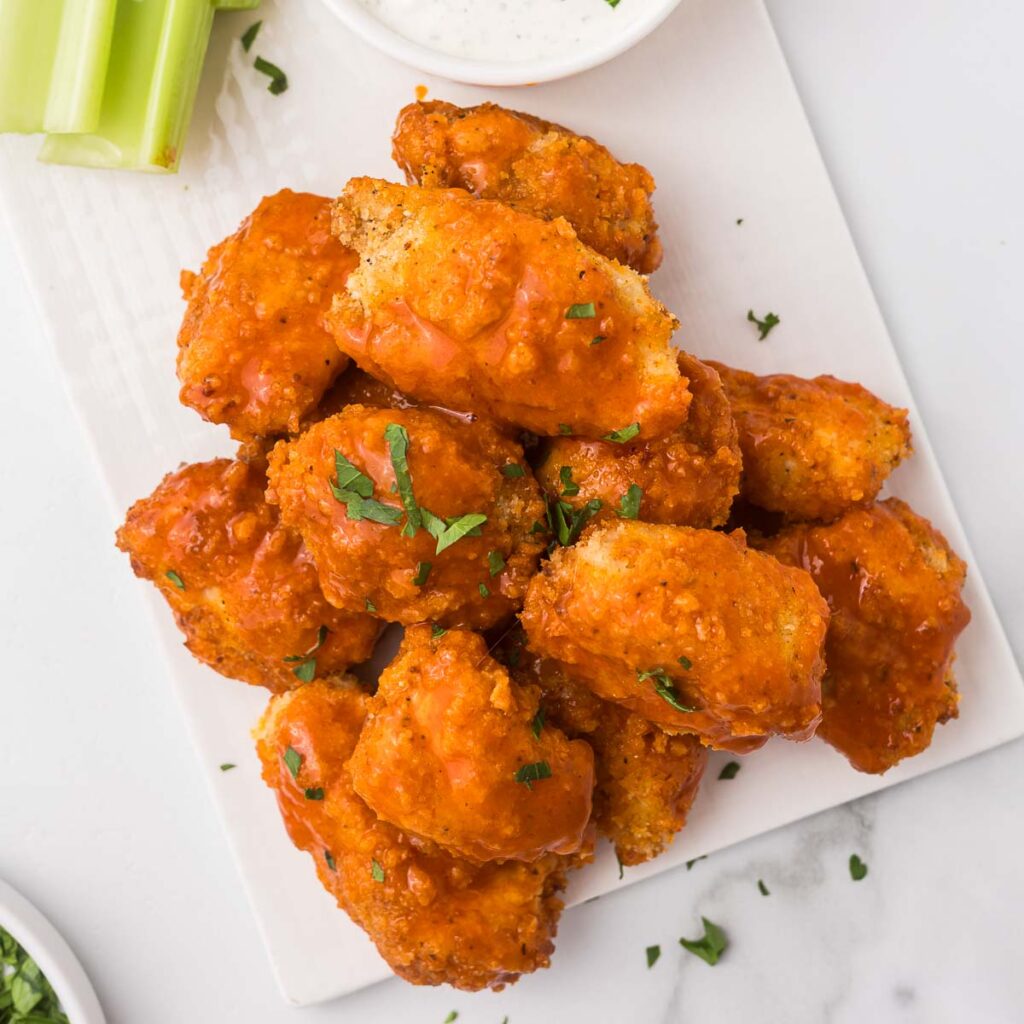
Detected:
left=320, top=0, right=683, bottom=85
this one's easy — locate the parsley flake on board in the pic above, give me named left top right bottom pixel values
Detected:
left=253, top=55, right=288, bottom=95
left=371, top=859, right=385, bottom=883
left=531, top=707, right=546, bottom=740
left=444, top=1014, right=458, bottom=1024
left=514, top=760, right=552, bottom=789
left=758, top=879, right=770, bottom=896
left=165, top=569, right=185, bottom=590
left=686, top=855, right=706, bottom=870
left=679, top=917, right=728, bottom=966
left=219, top=763, right=235, bottom=772
left=616, top=483, right=642, bottom=519
left=283, top=624, right=329, bottom=682
left=502, top=463, right=526, bottom=478
left=747, top=309, right=780, bottom=341
left=283, top=746, right=302, bottom=780
left=718, top=761, right=741, bottom=780
left=412, top=561, right=432, bottom=586
left=603, top=422, right=640, bottom=444
left=646, top=944, right=661, bottom=968
left=637, top=668, right=696, bottom=713
left=240, top=20, right=261, bottom=52
left=617, top=854, right=625, bottom=879
left=566, top=302, right=596, bottom=319
left=559, top=465, right=580, bottom=496
left=849, top=854, right=869, bottom=881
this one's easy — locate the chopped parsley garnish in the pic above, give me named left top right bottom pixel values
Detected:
left=412, top=561, right=432, bottom=586
left=422, top=508, right=488, bottom=554
left=849, top=854, right=868, bottom=881
left=617, top=854, right=625, bottom=879
left=219, top=763, right=236, bottom=772
left=679, top=917, right=728, bottom=966
left=241, top=20, right=261, bottom=52
left=603, top=422, right=640, bottom=444
left=431, top=623, right=447, bottom=639
left=253, top=55, right=288, bottom=95
left=678, top=655, right=693, bottom=670
left=0, top=925, right=69, bottom=1022
left=502, top=463, right=526, bottom=478
left=559, top=465, right=580, bottom=496
left=365, top=598, right=377, bottom=613
left=304, top=787, right=324, bottom=801
left=165, top=569, right=185, bottom=590
left=283, top=624, right=329, bottom=682
left=558, top=423, right=573, bottom=435
left=566, top=302, right=596, bottom=319
left=686, top=856, right=706, bottom=870
left=283, top=746, right=302, bottom=780
left=444, top=1013, right=458, bottom=1023
left=325, top=850, right=336, bottom=871
left=478, top=583, right=491, bottom=598
left=646, top=944, right=661, bottom=969
left=758, top=878, right=770, bottom=896
left=371, top=859, right=385, bottom=883
left=616, top=483, right=642, bottom=519
left=605, top=0, right=621, bottom=7
left=531, top=707, right=546, bottom=739
left=590, top=335, right=606, bottom=346
left=747, top=309, right=780, bottom=341
left=718, top=761, right=741, bottom=780
left=529, top=519, right=547, bottom=535
left=330, top=449, right=402, bottom=526
left=736, top=217, right=744, bottom=225
left=384, top=423, right=424, bottom=536
left=487, top=550, right=505, bottom=576
left=514, top=760, right=552, bottom=789
left=637, top=668, right=696, bottom=713
left=548, top=497, right=602, bottom=547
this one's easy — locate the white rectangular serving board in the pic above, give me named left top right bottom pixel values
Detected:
left=2, top=0, right=1022, bottom=1006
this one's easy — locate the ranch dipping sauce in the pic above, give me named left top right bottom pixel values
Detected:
left=356, top=0, right=649, bottom=63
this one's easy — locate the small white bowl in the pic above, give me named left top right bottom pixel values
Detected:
left=320, top=0, right=683, bottom=86
left=0, top=879, right=105, bottom=1024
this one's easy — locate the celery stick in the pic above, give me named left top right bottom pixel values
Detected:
left=39, top=0, right=260, bottom=173
left=0, top=0, right=65, bottom=131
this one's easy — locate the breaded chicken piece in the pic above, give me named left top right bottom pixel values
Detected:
left=116, top=459, right=380, bottom=691
left=349, top=626, right=593, bottom=863
left=266, top=405, right=546, bottom=628
left=329, top=178, right=688, bottom=439
left=536, top=353, right=740, bottom=527
left=498, top=632, right=707, bottom=865
left=758, top=498, right=970, bottom=773
left=392, top=100, right=662, bottom=274
left=709, top=361, right=912, bottom=523
left=177, top=190, right=356, bottom=441
left=256, top=680, right=582, bottom=990
left=521, top=520, right=830, bottom=752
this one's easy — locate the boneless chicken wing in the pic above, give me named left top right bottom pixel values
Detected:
left=392, top=100, right=662, bottom=273
left=256, top=680, right=580, bottom=990
left=177, top=190, right=356, bottom=440
left=328, top=179, right=688, bottom=438
left=266, top=405, right=546, bottom=628
left=536, top=352, right=741, bottom=527
left=521, top=520, right=829, bottom=752
left=709, top=361, right=912, bottom=522
left=349, top=626, right=593, bottom=863
left=758, top=498, right=970, bottom=773
left=116, top=459, right=380, bottom=691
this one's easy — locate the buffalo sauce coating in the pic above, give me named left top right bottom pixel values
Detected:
left=392, top=100, right=663, bottom=273
left=177, top=190, right=357, bottom=441
left=521, top=519, right=829, bottom=753
left=255, top=680, right=580, bottom=991
left=115, top=459, right=380, bottom=691
left=709, top=361, right=912, bottom=523
left=329, top=178, right=688, bottom=439
left=349, top=626, right=594, bottom=863
left=266, top=405, right=546, bottom=628
left=759, top=498, right=970, bottom=774
left=536, top=352, right=741, bottom=527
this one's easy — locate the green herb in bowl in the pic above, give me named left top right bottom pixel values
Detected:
left=0, top=925, right=69, bottom=1023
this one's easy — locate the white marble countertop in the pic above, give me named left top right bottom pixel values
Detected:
left=1, top=1, right=1022, bottom=1021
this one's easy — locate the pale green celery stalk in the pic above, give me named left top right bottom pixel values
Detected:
left=0, top=0, right=116, bottom=133
left=39, top=0, right=260, bottom=174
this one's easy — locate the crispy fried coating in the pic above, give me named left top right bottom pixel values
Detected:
left=392, top=100, right=662, bottom=274
left=521, top=520, right=829, bottom=752
left=255, top=680, right=579, bottom=990
left=500, top=635, right=707, bottom=865
left=758, top=498, right=970, bottom=773
left=329, top=178, right=687, bottom=439
left=349, top=626, right=593, bottom=863
left=116, top=459, right=380, bottom=691
left=536, top=352, right=740, bottom=526
left=177, top=190, right=356, bottom=441
left=709, top=361, right=912, bottom=522
left=266, top=405, right=546, bottom=628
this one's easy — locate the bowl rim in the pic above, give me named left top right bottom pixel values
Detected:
left=0, top=879, right=105, bottom=1024
left=319, top=0, right=685, bottom=86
